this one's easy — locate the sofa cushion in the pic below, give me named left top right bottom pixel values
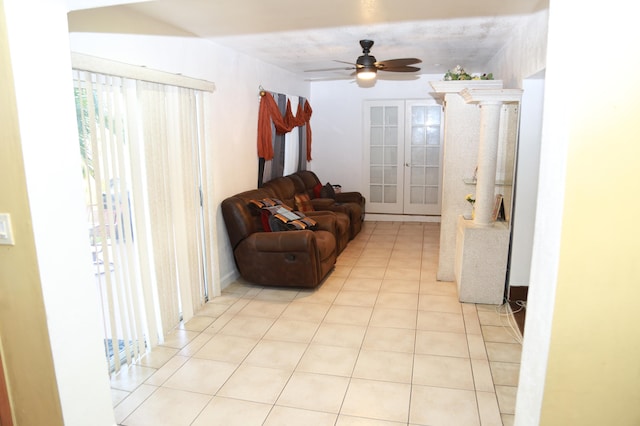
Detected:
left=320, top=182, right=336, bottom=199
left=294, top=193, right=315, bottom=212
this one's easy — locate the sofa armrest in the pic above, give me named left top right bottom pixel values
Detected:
left=249, top=230, right=316, bottom=252
left=310, top=198, right=336, bottom=210
left=304, top=212, right=337, bottom=234
left=335, top=191, right=365, bottom=205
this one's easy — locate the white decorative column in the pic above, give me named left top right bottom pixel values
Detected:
left=461, top=89, right=523, bottom=226
left=454, top=88, right=523, bottom=304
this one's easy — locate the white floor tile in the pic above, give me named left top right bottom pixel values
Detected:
left=244, top=340, right=307, bottom=371
left=277, top=371, right=350, bottom=413
left=217, top=364, right=291, bottom=404
left=352, top=349, right=414, bottom=383
left=296, top=344, right=359, bottom=377
left=122, top=387, right=211, bottom=426
left=110, top=223, right=524, bottom=425
left=341, top=378, right=411, bottom=423
left=191, top=396, right=271, bottom=426
left=263, top=406, right=337, bottom=426
left=162, top=357, right=237, bottom=395
left=409, top=385, right=480, bottom=426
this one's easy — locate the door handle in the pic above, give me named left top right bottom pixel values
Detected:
left=405, top=163, right=410, bottom=167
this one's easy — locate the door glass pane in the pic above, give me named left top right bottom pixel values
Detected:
left=370, top=147, right=383, bottom=164
left=426, top=126, right=441, bottom=145
left=370, top=127, right=383, bottom=145
left=411, top=146, right=426, bottom=166
left=384, top=147, right=397, bottom=165
left=412, top=106, right=427, bottom=125
left=411, top=167, right=425, bottom=185
left=370, top=107, right=383, bottom=125
left=384, top=185, right=397, bottom=203
left=411, top=127, right=426, bottom=145
left=426, top=105, right=441, bottom=125
left=370, top=166, right=383, bottom=184
left=425, top=186, right=439, bottom=204
left=370, top=185, right=382, bottom=203
left=426, top=167, right=439, bottom=185
left=384, top=127, right=398, bottom=145
left=410, top=186, right=425, bottom=204
left=383, top=166, right=397, bottom=184
left=384, top=106, right=398, bottom=125
left=426, top=147, right=440, bottom=166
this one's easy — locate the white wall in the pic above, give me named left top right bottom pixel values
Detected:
left=4, top=0, right=116, bottom=424
left=485, top=7, right=549, bottom=89
left=508, top=74, right=545, bottom=287
left=309, top=75, right=442, bottom=194
left=68, top=32, right=311, bottom=290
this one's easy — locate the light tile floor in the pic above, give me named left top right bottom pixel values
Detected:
left=112, top=221, right=523, bottom=426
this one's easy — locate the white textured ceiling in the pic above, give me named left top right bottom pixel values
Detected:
left=68, top=0, right=547, bottom=80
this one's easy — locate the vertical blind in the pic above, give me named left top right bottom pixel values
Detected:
left=74, top=67, right=211, bottom=374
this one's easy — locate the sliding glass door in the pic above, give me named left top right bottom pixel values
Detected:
left=74, top=70, right=210, bottom=374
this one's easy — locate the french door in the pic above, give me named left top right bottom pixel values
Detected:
left=364, top=100, right=443, bottom=215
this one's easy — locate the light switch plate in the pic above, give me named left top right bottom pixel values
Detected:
left=0, top=213, right=15, bottom=245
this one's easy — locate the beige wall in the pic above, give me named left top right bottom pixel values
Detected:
left=0, top=2, right=64, bottom=424
left=537, top=0, right=640, bottom=424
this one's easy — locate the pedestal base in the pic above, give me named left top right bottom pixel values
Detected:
left=454, top=216, right=509, bottom=304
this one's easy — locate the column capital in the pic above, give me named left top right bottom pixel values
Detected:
left=429, top=80, right=504, bottom=94
left=460, top=88, right=523, bottom=105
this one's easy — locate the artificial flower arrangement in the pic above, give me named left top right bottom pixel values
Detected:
left=444, top=65, right=493, bottom=81
left=465, top=194, right=476, bottom=206
left=466, top=193, right=476, bottom=219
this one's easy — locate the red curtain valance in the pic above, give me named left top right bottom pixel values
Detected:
left=257, top=93, right=313, bottom=161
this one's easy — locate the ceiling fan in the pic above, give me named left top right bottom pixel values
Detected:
left=307, top=39, right=422, bottom=81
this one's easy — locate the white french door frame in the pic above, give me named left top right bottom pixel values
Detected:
left=403, top=100, right=444, bottom=215
left=363, top=99, right=444, bottom=216
left=363, top=100, right=406, bottom=214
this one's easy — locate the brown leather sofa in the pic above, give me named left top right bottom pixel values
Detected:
left=221, top=188, right=337, bottom=288
left=292, top=170, right=365, bottom=239
left=263, top=176, right=351, bottom=254
left=220, top=172, right=365, bottom=288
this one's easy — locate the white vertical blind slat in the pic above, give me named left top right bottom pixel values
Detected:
left=93, top=74, right=123, bottom=373
left=125, top=80, right=163, bottom=348
left=141, top=81, right=180, bottom=334
left=199, top=93, right=219, bottom=299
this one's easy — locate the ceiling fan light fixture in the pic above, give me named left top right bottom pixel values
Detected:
left=357, top=66, right=377, bottom=80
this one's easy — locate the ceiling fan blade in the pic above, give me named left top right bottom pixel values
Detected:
left=305, top=66, right=355, bottom=72
left=376, top=58, right=422, bottom=68
left=378, top=66, right=421, bottom=73
left=334, top=60, right=359, bottom=66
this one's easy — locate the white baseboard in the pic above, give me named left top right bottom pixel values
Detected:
left=364, top=213, right=441, bottom=223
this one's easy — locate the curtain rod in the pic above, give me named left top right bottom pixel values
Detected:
left=71, top=52, right=216, bottom=93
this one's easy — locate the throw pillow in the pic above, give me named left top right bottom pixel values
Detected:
left=260, top=209, right=273, bottom=232
left=313, top=182, right=322, bottom=198
left=294, top=193, right=315, bottom=212
left=320, top=182, right=336, bottom=199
